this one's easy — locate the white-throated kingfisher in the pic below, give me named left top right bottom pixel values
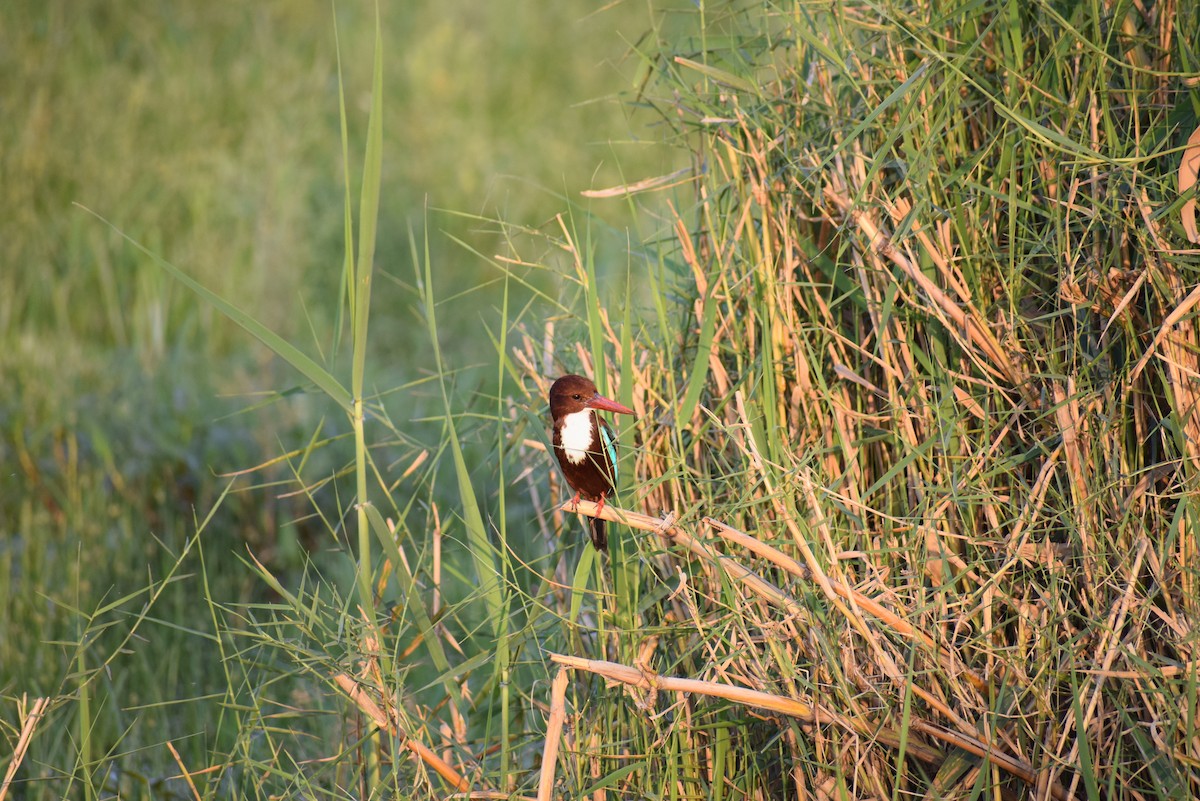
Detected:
left=549, top=374, right=636, bottom=551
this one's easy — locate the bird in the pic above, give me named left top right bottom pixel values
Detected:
left=548, top=374, right=636, bottom=551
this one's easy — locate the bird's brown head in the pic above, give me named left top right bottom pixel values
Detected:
left=549, top=374, right=636, bottom=420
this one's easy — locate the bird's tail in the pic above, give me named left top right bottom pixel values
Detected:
left=590, top=516, right=608, bottom=551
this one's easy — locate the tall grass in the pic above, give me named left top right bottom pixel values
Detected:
left=493, top=0, right=1200, bottom=797
left=0, top=1, right=668, bottom=797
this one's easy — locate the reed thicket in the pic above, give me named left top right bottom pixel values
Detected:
left=497, top=1, right=1200, bottom=798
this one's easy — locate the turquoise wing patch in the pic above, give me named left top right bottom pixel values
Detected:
left=599, top=420, right=618, bottom=484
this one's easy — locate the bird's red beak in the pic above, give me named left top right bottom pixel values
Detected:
left=586, top=392, right=636, bottom=416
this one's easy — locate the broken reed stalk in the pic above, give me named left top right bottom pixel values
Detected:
left=562, top=500, right=1071, bottom=801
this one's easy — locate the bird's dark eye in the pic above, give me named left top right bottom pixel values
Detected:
left=572, top=394, right=582, bottom=400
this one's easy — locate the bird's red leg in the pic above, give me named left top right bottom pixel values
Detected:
left=595, top=491, right=607, bottom=515
left=570, top=490, right=581, bottom=509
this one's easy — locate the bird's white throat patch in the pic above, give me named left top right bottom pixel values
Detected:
left=559, top=409, right=595, bottom=464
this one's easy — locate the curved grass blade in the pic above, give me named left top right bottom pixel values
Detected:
left=77, top=206, right=351, bottom=413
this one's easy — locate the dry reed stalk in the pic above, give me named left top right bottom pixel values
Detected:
left=904, top=719, right=1071, bottom=801
left=702, top=516, right=988, bottom=693
left=1050, top=380, right=1097, bottom=608
left=822, top=185, right=1032, bottom=399
left=550, top=651, right=1075, bottom=799
left=547, top=653, right=942, bottom=764
left=535, top=668, right=571, bottom=801
left=1055, top=538, right=1150, bottom=800
left=562, top=500, right=1074, bottom=797
left=579, top=166, right=695, bottom=199
left=165, top=740, right=202, bottom=801
left=0, top=696, right=51, bottom=801
left=330, top=673, right=471, bottom=793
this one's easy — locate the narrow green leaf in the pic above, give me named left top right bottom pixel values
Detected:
left=352, top=8, right=384, bottom=395
left=415, top=222, right=506, bottom=642
left=1070, top=670, right=1102, bottom=801
left=677, top=281, right=720, bottom=427
left=79, top=206, right=352, bottom=412
left=332, top=8, right=353, bottom=359
left=417, top=650, right=494, bottom=694
left=568, top=545, right=595, bottom=625
left=861, top=435, right=936, bottom=502
left=674, top=56, right=757, bottom=94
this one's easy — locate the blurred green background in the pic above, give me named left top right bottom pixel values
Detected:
left=0, top=0, right=681, bottom=791
left=2, top=1, right=676, bottom=375
left=0, top=0, right=681, bottom=537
